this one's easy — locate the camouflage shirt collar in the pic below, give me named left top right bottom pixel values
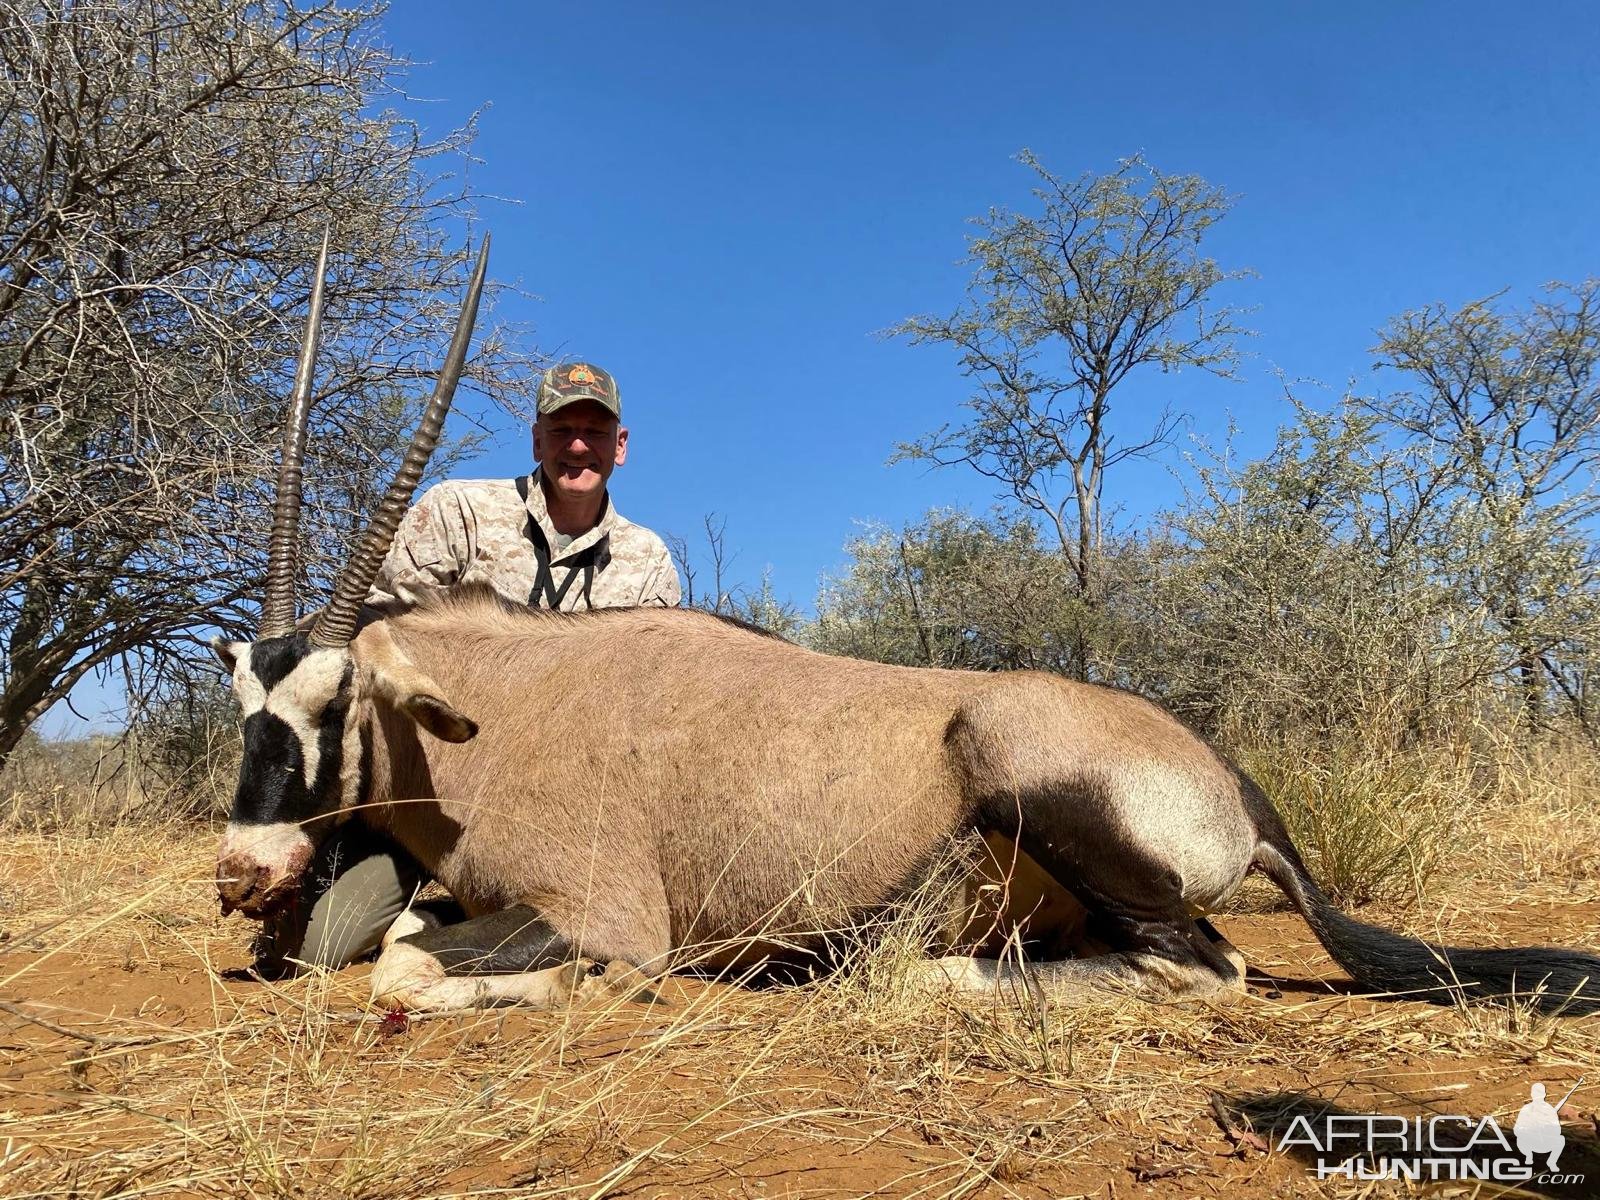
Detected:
left=523, top=469, right=617, bottom=562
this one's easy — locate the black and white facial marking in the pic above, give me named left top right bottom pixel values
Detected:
left=211, top=633, right=356, bottom=915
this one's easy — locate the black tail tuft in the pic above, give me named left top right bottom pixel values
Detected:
left=1239, top=776, right=1600, bottom=1016
left=1254, top=843, right=1600, bottom=1014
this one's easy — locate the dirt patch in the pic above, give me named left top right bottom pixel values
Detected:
left=1, top=826, right=1597, bottom=1198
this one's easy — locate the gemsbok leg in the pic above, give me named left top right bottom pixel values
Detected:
left=369, top=890, right=672, bottom=1012
left=1009, top=841, right=1245, bottom=1001
left=923, top=898, right=1245, bottom=1002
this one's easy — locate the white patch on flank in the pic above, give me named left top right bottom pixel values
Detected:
left=217, top=821, right=314, bottom=877
left=261, top=648, right=350, bottom=790
left=1107, top=761, right=1255, bottom=909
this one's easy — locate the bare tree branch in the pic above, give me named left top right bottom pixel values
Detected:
left=0, top=0, right=539, bottom=771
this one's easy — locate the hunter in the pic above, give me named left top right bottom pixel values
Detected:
left=256, top=361, right=681, bottom=971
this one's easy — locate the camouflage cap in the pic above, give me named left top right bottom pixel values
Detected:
left=537, top=362, right=621, bottom=419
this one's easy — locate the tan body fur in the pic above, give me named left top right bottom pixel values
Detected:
left=351, top=589, right=1256, bottom=980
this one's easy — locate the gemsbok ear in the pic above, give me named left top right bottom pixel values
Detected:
left=402, top=694, right=479, bottom=743
left=358, top=620, right=478, bottom=742
left=211, top=637, right=241, bottom=673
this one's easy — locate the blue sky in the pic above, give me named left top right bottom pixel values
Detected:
left=42, top=1, right=1600, bottom=733
left=381, top=0, right=1598, bottom=596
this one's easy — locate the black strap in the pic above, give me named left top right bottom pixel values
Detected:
left=516, top=476, right=609, bottom=610
left=529, top=524, right=591, bottom=609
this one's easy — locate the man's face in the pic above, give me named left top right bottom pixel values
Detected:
left=532, top=399, right=628, bottom=504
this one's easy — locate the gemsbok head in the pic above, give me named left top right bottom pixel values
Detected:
left=210, top=232, right=488, bottom=916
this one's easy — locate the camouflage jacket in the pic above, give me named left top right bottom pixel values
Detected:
left=367, top=471, right=681, bottom=611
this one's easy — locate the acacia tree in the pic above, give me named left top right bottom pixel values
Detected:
left=811, top=509, right=1079, bottom=673
left=1368, top=282, right=1600, bottom=731
left=1129, top=284, right=1600, bottom=747
left=893, top=152, right=1250, bottom=679
left=0, top=0, right=535, bottom=773
left=1133, top=400, right=1473, bottom=744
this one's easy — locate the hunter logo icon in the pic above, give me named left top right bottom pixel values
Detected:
left=1280, top=1075, right=1586, bottom=1185
left=566, top=363, right=597, bottom=387
left=1515, top=1081, right=1580, bottom=1170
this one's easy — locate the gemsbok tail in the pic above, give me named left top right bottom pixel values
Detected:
left=1243, top=778, right=1600, bottom=1015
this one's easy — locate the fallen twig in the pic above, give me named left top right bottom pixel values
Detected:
left=0, top=998, right=164, bottom=1048
left=1208, top=1092, right=1270, bottom=1156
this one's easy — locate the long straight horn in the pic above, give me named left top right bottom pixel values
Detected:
left=260, top=226, right=332, bottom=639
left=310, top=235, right=490, bottom=650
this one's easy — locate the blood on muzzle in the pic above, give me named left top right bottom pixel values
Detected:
left=214, top=823, right=315, bottom=916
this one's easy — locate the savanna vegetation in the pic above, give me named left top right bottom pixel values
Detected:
left=1, top=2, right=1596, bottom=1197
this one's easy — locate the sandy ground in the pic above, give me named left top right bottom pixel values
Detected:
left=1, top=826, right=1597, bottom=1199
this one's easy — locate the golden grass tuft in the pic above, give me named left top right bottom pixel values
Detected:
left=1234, top=739, right=1480, bottom=907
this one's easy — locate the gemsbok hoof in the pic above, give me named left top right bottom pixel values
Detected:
left=369, top=943, right=633, bottom=1013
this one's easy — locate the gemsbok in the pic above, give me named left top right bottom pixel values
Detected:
left=212, top=235, right=1600, bottom=1016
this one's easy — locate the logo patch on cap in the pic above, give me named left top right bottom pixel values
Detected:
left=538, top=361, right=621, bottom=418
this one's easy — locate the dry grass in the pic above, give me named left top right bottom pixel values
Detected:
left=1, top=743, right=1598, bottom=1198
left=1232, top=739, right=1483, bottom=907
left=0, top=735, right=144, bottom=833
left=0, top=728, right=236, bottom=834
